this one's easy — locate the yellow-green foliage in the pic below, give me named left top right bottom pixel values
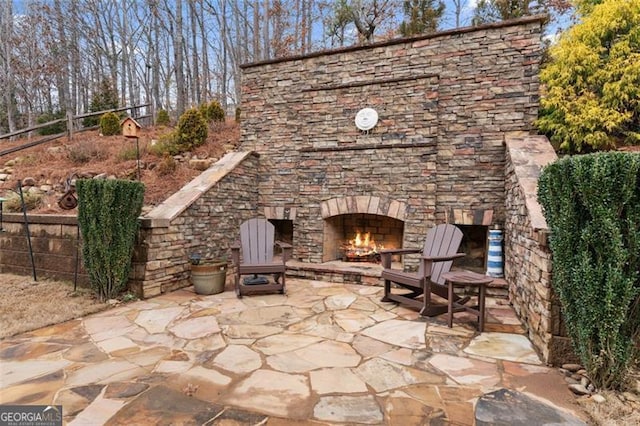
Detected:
left=175, top=108, right=208, bottom=152
left=156, top=109, right=171, bottom=126
left=200, top=101, right=225, bottom=123
left=1, top=192, right=43, bottom=212
left=156, top=155, right=177, bottom=176
left=148, top=133, right=180, bottom=157
left=536, top=0, right=640, bottom=153
left=208, top=101, right=225, bottom=122
left=99, top=112, right=121, bottom=136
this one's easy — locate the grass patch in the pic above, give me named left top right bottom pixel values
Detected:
left=0, top=274, right=108, bottom=339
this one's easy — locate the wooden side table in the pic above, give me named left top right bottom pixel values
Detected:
left=441, top=270, right=494, bottom=332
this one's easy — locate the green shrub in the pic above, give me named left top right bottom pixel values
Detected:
left=100, top=112, right=120, bottom=136
left=77, top=179, right=144, bottom=302
left=1, top=191, right=43, bottom=212
left=117, top=145, right=139, bottom=162
left=155, top=155, right=177, bottom=176
left=37, top=111, right=67, bottom=135
left=538, top=152, right=640, bottom=390
left=148, top=132, right=180, bottom=157
left=175, top=108, right=207, bottom=152
left=208, top=101, right=225, bottom=122
left=83, top=79, right=118, bottom=127
left=199, top=101, right=225, bottom=123
left=156, top=109, right=171, bottom=126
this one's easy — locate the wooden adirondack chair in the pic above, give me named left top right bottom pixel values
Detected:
left=231, top=218, right=292, bottom=298
left=380, top=224, right=466, bottom=316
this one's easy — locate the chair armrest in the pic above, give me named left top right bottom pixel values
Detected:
left=380, top=248, right=421, bottom=269
left=230, top=241, right=240, bottom=266
left=422, top=253, right=466, bottom=262
left=275, top=241, right=292, bottom=249
left=379, top=248, right=421, bottom=255
left=275, top=241, right=292, bottom=263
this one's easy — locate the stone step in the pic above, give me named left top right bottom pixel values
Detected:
left=285, top=260, right=510, bottom=299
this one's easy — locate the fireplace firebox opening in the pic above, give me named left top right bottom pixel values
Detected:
left=455, top=224, right=489, bottom=273
left=269, top=219, right=293, bottom=255
left=322, top=213, right=404, bottom=263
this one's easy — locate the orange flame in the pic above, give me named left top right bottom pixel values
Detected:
left=345, top=231, right=383, bottom=257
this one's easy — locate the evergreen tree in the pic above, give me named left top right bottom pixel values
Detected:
left=399, top=0, right=445, bottom=36
left=473, top=0, right=540, bottom=24
left=83, top=79, right=119, bottom=127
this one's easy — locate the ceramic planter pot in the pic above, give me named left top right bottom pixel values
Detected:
left=191, top=260, right=227, bottom=295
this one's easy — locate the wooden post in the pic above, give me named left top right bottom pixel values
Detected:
left=67, top=110, right=74, bottom=141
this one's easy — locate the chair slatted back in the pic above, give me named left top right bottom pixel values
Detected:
left=419, top=224, right=463, bottom=285
left=240, top=218, right=275, bottom=265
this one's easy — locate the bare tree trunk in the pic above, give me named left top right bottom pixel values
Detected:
left=221, top=0, right=228, bottom=109
left=53, top=0, right=71, bottom=116
left=149, top=0, right=162, bottom=115
left=1, top=1, right=16, bottom=133
left=197, top=4, right=210, bottom=101
left=306, top=0, right=313, bottom=51
left=263, top=0, right=270, bottom=59
left=253, top=0, right=261, bottom=60
left=452, top=0, right=464, bottom=28
left=190, top=0, right=201, bottom=105
left=174, top=0, right=186, bottom=116
left=70, top=1, right=81, bottom=114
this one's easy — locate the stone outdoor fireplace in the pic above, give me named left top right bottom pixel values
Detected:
left=122, top=18, right=560, bottom=365
left=323, top=213, right=404, bottom=262
left=239, top=16, right=544, bottom=272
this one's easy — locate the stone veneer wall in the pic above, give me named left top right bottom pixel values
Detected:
left=504, top=135, right=572, bottom=365
left=0, top=214, right=88, bottom=285
left=239, top=16, right=545, bottom=265
left=130, top=151, right=260, bottom=298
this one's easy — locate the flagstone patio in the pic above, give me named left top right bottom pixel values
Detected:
left=0, top=278, right=588, bottom=425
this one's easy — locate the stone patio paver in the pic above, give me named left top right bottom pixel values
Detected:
left=0, top=278, right=588, bottom=425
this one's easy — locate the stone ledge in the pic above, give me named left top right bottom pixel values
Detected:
left=144, top=151, right=257, bottom=222
left=505, top=135, right=557, bottom=231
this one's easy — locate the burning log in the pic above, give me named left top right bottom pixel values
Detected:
left=342, top=232, right=383, bottom=262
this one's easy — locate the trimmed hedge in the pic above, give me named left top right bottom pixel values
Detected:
left=100, top=112, right=121, bottom=136
left=538, top=152, right=640, bottom=390
left=77, top=179, right=144, bottom=301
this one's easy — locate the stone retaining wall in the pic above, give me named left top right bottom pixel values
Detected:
left=0, top=214, right=88, bottom=285
left=239, top=16, right=545, bottom=266
left=130, top=151, right=260, bottom=298
left=504, top=135, right=572, bottom=364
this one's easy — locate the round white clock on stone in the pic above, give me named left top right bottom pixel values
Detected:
left=355, top=108, right=379, bottom=131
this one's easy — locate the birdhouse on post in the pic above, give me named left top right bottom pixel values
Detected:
left=121, top=117, right=142, bottom=138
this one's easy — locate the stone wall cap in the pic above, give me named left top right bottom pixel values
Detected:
left=140, top=217, right=170, bottom=228
left=241, top=15, right=547, bottom=69
left=1, top=213, right=78, bottom=225
left=506, top=135, right=557, bottom=231
left=144, top=151, right=256, bottom=222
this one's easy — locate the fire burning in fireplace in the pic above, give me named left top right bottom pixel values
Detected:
left=342, top=231, right=383, bottom=262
